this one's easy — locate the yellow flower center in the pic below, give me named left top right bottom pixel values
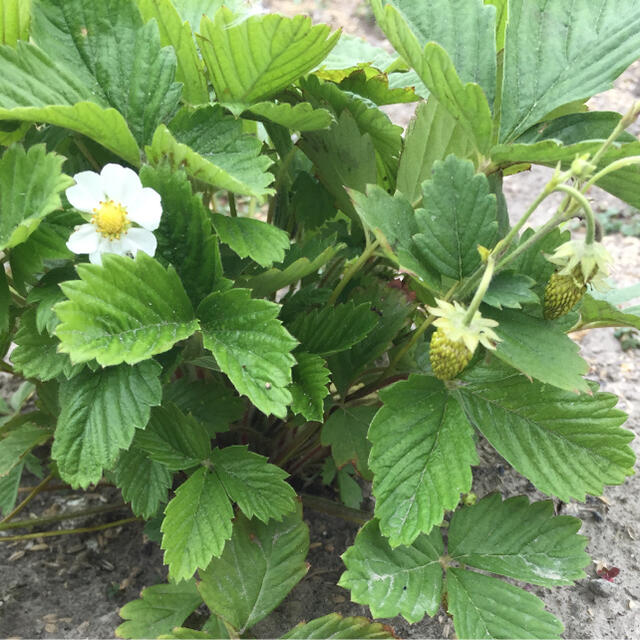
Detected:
left=92, top=200, right=130, bottom=239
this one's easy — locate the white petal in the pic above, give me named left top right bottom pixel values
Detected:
left=66, top=171, right=104, bottom=212
left=124, top=227, right=157, bottom=257
left=100, top=164, right=142, bottom=208
left=88, top=250, right=103, bottom=265
left=66, top=224, right=100, bottom=254
left=127, top=188, right=163, bottom=230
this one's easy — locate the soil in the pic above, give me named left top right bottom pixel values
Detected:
left=2, top=2, right=640, bottom=638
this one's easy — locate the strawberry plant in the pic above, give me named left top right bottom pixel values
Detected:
left=1, top=0, right=639, bottom=638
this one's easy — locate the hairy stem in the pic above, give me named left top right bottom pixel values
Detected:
left=0, top=517, right=140, bottom=543
left=301, top=494, right=371, bottom=525
left=0, top=473, right=54, bottom=526
left=328, top=239, right=380, bottom=305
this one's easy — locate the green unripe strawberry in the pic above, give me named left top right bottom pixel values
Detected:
left=543, top=271, right=587, bottom=320
left=429, top=328, right=473, bottom=380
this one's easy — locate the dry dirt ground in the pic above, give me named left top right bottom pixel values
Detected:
left=2, top=1, right=640, bottom=638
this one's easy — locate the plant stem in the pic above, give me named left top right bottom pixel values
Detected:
left=328, top=239, right=380, bottom=305
left=0, top=473, right=54, bottom=526
left=0, top=517, right=140, bottom=543
left=583, top=155, right=640, bottom=193
left=0, top=502, right=128, bottom=532
left=553, top=183, right=596, bottom=243
left=300, top=494, right=371, bottom=525
left=73, top=136, right=101, bottom=172
left=0, top=360, right=14, bottom=374
left=228, top=191, right=238, bottom=217
left=590, top=100, right=640, bottom=168
left=463, top=256, right=495, bottom=324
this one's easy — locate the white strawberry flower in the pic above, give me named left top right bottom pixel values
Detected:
left=65, top=163, right=162, bottom=265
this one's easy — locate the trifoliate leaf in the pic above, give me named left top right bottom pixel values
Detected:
left=198, top=288, right=297, bottom=418
left=0, top=143, right=73, bottom=251
left=0, top=423, right=51, bottom=477
left=458, top=368, right=635, bottom=502
left=289, top=351, right=330, bottom=422
left=141, top=165, right=221, bottom=306
left=397, top=97, right=474, bottom=204
left=134, top=404, right=211, bottom=471
left=484, top=307, right=589, bottom=393
left=282, top=613, right=396, bottom=639
left=146, top=105, right=274, bottom=197
left=412, top=155, right=498, bottom=281
left=116, top=580, right=202, bottom=639
left=483, top=272, right=539, bottom=309
left=55, top=253, right=199, bottom=367
left=321, top=406, right=377, bottom=479
left=212, top=214, right=290, bottom=268
left=339, top=519, right=443, bottom=623
left=31, top=0, right=182, bottom=146
left=447, top=568, right=563, bottom=639
left=448, top=494, right=589, bottom=586
left=210, top=445, right=296, bottom=522
left=11, top=309, right=83, bottom=381
left=113, top=447, right=173, bottom=519
left=0, top=43, right=140, bottom=165
left=369, top=375, right=477, bottom=547
left=289, top=302, right=378, bottom=357
left=52, top=361, right=162, bottom=488
left=198, top=8, right=339, bottom=103
left=198, top=505, right=309, bottom=633
left=161, top=467, right=234, bottom=582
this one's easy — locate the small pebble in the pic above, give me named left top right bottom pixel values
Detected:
left=588, top=578, right=619, bottom=598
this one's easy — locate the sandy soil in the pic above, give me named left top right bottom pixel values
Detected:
left=1, top=2, right=639, bottom=638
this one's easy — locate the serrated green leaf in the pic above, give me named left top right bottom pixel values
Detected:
left=9, top=210, right=75, bottom=294
left=335, top=68, right=419, bottom=106
left=113, top=446, right=172, bottom=518
left=161, top=466, right=234, bottom=582
left=0, top=423, right=50, bottom=477
left=116, top=580, right=202, bottom=639
left=339, top=519, right=443, bottom=623
left=198, top=506, right=309, bottom=633
left=55, top=252, right=199, bottom=367
left=336, top=465, right=363, bottom=509
left=0, top=43, right=140, bottom=164
left=329, top=283, right=412, bottom=394
left=290, top=172, right=337, bottom=231
left=289, top=301, right=377, bottom=357
left=499, top=1, right=640, bottom=142
left=134, top=404, right=211, bottom=471
left=163, top=377, right=245, bottom=434
left=136, top=0, right=209, bottom=104
left=412, top=155, right=498, bottom=280
left=447, top=568, right=563, bottom=639
left=397, top=97, right=474, bottom=205
left=459, top=368, right=635, bottom=502
left=290, top=351, right=330, bottom=422
left=31, top=0, right=182, bottom=146
left=26, top=267, right=73, bottom=334
left=11, top=308, right=82, bottom=381
left=578, top=293, right=640, bottom=330
left=485, top=307, right=589, bottom=393
left=241, top=101, right=334, bottom=131
left=210, top=445, right=296, bottom=522
left=483, top=272, right=538, bottom=310
left=298, top=110, right=377, bottom=221
left=319, top=33, right=397, bottom=74
left=0, top=461, right=23, bottom=516
left=212, top=214, right=289, bottom=268
left=158, top=628, right=217, bottom=640
left=283, top=613, right=395, bottom=640
left=369, top=375, right=478, bottom=547
left=373, top=0, right=497, bottom=104
left=370, top=0, right=492, bottom=153
left=141, top=165, right=221, bottom=306
left=0, top=0, right=30, bottom=46
left=171, top=0, right=241, bottom=29
left=198, top=8, right=339, bottom=103
left=321, top=406, right=377, bottom=479
left=448, top=494, right=589, bottom=586
left=52, top=361, right=162, bottom=488
left=198, top=288, right=297, bottom=418
left=146, top=105, right=274, bottom=197
left=0, top=143, right=73, bottom=250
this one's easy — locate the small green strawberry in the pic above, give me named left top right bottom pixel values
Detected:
left=543, top=271, right=587, bottom=320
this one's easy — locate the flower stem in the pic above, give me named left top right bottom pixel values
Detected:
left=228, top=191, right=238, bottom=217
left=0, top=473, right=54, bottom=526
left=0, top=517, right=140, bottom=543
left=590, top=100, right=640, bottom=168
left=463, top=256, right=495, bottom=325
left=328, top=239, right=380, bottom=305
left=553, top=183, right=596, bottom=243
